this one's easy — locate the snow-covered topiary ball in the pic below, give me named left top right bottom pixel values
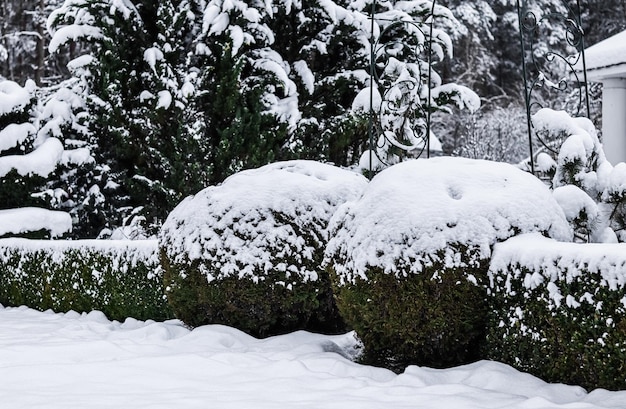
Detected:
left=159, top=160, right=368, bottom=337
left=324, top=157, right=572, bottom=370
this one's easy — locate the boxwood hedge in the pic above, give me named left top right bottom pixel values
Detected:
left=488, top=233, right=626, bottom=391
left=0, top=238, right=172, bottom=322
left=330, top=247, right=490, bottom=371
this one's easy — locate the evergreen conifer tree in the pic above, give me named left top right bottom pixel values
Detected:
left=44, top=0, right=482, bottom=234
left=194, top=0, right=289, bottom=184
left=48, top=0, right=211, bottom=237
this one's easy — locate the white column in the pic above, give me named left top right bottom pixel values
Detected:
left=602, top=77, right=626, bottom=165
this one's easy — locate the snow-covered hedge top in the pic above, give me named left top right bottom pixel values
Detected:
left=325, top=157, right=572, bottom=282
left=490, top=233, right=626, bottom=306
left=159, top=160, right=368, bottom=283
left=0, top=238, right=159, bottom=271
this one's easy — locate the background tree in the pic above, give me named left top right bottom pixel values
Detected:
left=266, top=0, right=371, bottom=166
left=3, top=0, right=617, bottom=237
left=0, top=80, right=45, bottom=212
left=0, top=0, right=69, bottom=84
left=582, top=0, right=626, bottom=46
left=436, top=0, right=593, bottom=162
left=193, top=0, right=290, bottom=184
left=48, top=0, right=212, bottom=237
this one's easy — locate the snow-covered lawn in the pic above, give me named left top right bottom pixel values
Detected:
left=1, top=305, right=624, bottom=408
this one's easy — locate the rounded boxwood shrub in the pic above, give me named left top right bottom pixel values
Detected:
left=325, top=157, right=572, bottom=371
left=159, top=160, right=368, bottom=337
left=488, top=234, right=626, bottom=391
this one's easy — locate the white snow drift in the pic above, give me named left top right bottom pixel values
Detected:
left=0, top=305, right=625, bottom=409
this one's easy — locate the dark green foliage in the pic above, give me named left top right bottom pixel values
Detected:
left=0, top=229, right=51, bottom=240
left=330, top=246, right=489, bottom=372
left=161, top=250, right=346, bottom=338
left=265, top=2, right=369, bottom=165
left=488, top=259, right=626, bottom=391
left=582, top=0, right=626, bottom=46
left=291, top=112, right=369, bottom=166
left=0, top=241, right=173, bottom=322
left=0, top=169, right=46, bottom=210
left=195, top=47, right=285, bottom=185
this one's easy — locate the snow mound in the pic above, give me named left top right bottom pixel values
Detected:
left=159, top=160, right=368, bottom=283
left=0, top=80, right=33, bottom=116
left=326, top=157, right=572, bottom=282
left=0, top=207, right=72, bottom=238
left=398, top=360, right=587, bottom=403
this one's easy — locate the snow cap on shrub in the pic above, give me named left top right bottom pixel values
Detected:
left=553, top=185, right=599, bottom=224
left=533, top=108, right=608, bottom=193
left=159, top=160, right=368, bottom=283
left=326, top=157, right=572, bottom=283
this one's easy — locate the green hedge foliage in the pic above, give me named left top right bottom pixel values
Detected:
left=0, top=239, right=173, bottom=322
left=487, top=234, right=626, bottom=391
left=160, top=249, right=344, bottom=337
left=330, top=247, right=489, bottom=371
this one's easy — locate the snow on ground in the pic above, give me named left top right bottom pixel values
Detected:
left=1, top=304, right=625, bottom=409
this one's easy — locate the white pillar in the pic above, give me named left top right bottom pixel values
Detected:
left=601, top=77, right=626, bottom=165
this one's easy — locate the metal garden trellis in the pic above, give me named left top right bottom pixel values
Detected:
left=366, top=0, right=438, bottom=176
left=366, top=0, right=592, bottom=176
left=516, top=0, right=591, bottom=174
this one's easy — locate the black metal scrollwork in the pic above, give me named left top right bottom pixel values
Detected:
left=367, top=1, right=438, bottom=174
left=517, top=0, right=590, bottom=174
